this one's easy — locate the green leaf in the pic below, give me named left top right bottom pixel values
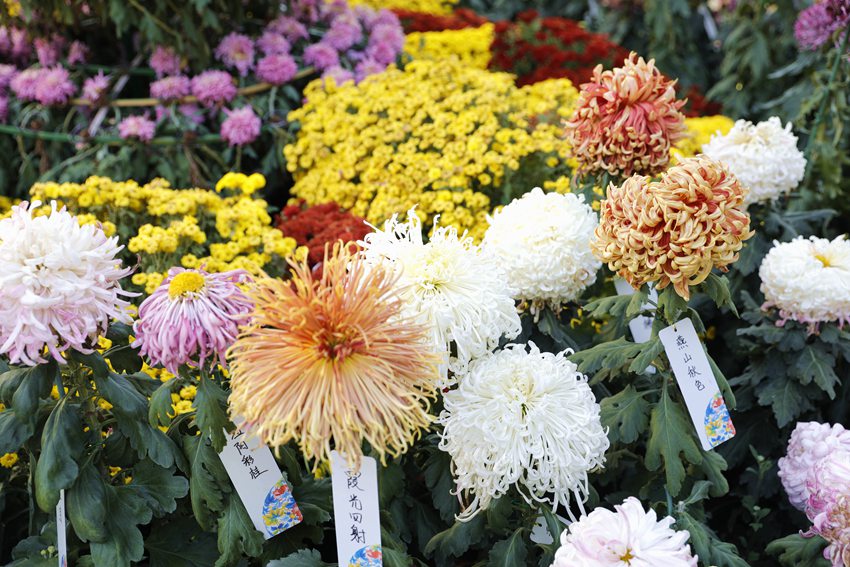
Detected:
left=183, top=434, right=231, bottom=531
left=792, top=346, right=839, bottom=398
left=125, top=460, right=188, bottom=517
left=645, top=386, right=702, bottom=496
left=537, top=309, right=578, bottom=352
left=569, top=338, right=644, bottom=376
left=146, top=518, right=218, bottom=567
left=424, top=515, right=486, bottom=563
left=1, top=361, right=57, bottom=416
left=89, top=484, right=151, bottom=567
left=600, top=385, right=651, bottom=444
left=699, top=274, right=739, bottom=316
left=215, top=495, right=265, bottom=567
left=766, top=533, right=830, bottom=567
left=676, top=510, right=749, bottom=567
left=267, top=549, right=330, bottom=567
left=757, top=378, right=814, bottom=427
left=657, top=287, right=688, bottom=325
left=291, top=476, right=333, bottom=526
left=149, top=380, right=177, bottom=427
left=422, top=444, right=460, bottom=522
left=699, top=451, right=730, bottom=497
left=195, top=377, right=231, bottom=452
left=680, top=480, right=712, bottom=506
left=35, top=398, right=86, bottom=511
left=583, top=286, right=648, bottom=320
left=488, top=528, right=527, bottom=567
left=0, top=408, right=36, bottom=454
left=627, top=337, right=664, bottom=374
left=67, top=463, right=109, bottom=543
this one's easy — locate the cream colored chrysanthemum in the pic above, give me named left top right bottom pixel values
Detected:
left=759, top=235, right=850, bottom=330
left=439, top=343, right=609, bottom=520
left=360, top=209, right=521, bottom=384
left=702, top=117, right=806, bottom=205
left=483, top=188, right=600, bottom=313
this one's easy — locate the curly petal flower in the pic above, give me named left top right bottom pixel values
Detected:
left=227, top=246, right=440, bottom=471
left=439, top=343, right=608, bottom=520
left=483, top=187, right=600, bottom=312
left=593, top=156, right=753, bottom=299
left=566, top=52, right=686, bottom=177
left=552, top=497, right=698, bottom=567
left=779, top=422, right=850, bottom=511
left=759, top=236, right=850, bottom=330
left=0, top=201, right=133, bottom=366
left=215, top=33, right=255, bottom=77
left=805, top=451, right=850, bottom=567
left=702, top=117, right=805, bottom=205
left=134, top=268, right=253, bottom=374
left=360, top=209, right=521, bottom=384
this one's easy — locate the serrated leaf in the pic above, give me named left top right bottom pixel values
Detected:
left=699, top=451, right=730, bottom=497
left=267, top=549, right=330, bottom=567
left=681, top=480, right=712, bottom=506
left=699, top=274, right=738, bottom=316
left=35, top=398, right=86, bottom=511
left=657, top=287, right=688, bottom=325
left=628, top=337, right=664, bottom=374
left=569, top=338, right=644, bottom=376
left=424, top=515, right=486, bottom=563
left=183, top=433, right=231, bottom=531
left=645, top=386, right=702, bottom=496
left=537, top=309, right=579, bottom=352
left=149, top=380, right=177, bottom=427
left=89, top=484, right=151, bottom=567
left=125, top=460, right=188, bottom=517
left=756, top=378, right=814, bottom=427
left=488, top=528, right=527, bottom=567
left=793, top=346, right=839, bottom=398
left=766, top=533, right=830, bottom=567
left=195, top=376, right=230, bottom=452
left=422, top=444, right=460, bottom=522
left=600, top=385, right=651, bottom=444
left=676, top=510, right=749, bottom=567
left=291, top=476, right=332, bottom=525
left=146, top=517, right=218, bottom=567
left=215, top=495, right=265, bottom=567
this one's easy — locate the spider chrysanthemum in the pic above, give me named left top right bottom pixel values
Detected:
left=227, top=245, right=440, bottom=470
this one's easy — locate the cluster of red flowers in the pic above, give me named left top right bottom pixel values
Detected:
left=275, top=201, right=372, bottom=265
left=392, top=8, right=487, bottom=31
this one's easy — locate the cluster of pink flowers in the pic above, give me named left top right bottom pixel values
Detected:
left=118, top=115, right=156, bottom=142
left=779, top=422, right=850, bottom=565
left=10, top=66, right=76, bottom=106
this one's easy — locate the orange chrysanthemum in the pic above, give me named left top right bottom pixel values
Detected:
left=592, top=156, right=754, bottom=299
left=227, top=245, right=440, bottom=471
left=565, top=52, right=687, bottom=178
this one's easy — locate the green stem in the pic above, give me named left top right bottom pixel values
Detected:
left=665, top=485, right=674, bottom=517
left=803, top=25, right=850, bottom=181
left=54, top=370, right=65, bottom=400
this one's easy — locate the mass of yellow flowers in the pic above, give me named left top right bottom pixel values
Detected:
left=29, top=174, right=305, bottom=295
left=346, top=0, right=457, bottom=15
left=404, top=24, right=494, bottom=69
left=285, top=59, right=579, bottom=240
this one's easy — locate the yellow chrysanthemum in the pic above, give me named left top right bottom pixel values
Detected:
left=0, top=452, right=18, bottom=468
left=227, top=245, right=440, bottom=471
left=404, top=24, right=494, bottom=69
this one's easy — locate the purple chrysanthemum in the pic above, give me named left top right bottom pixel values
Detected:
left=796, top=2, right=840, bottom=50
left=35, top=37, right=61, bottom=67
left=34, top=67, right=76, bottom=106
left=220, top=106, right=262, bottom=146
left=191, top=70, right=237, bottom=107
left=322, top=65, right=355, bottom=85
left=9, top=28, right=30, bottom=61
left=304, top=42, right=339, bottom=71
left=215, top=32, right=255, bottom=77
left=257, top=31, right=291, bottom=56
left=325, top=18, right=363, bottom=51
left=118, top=115, right=156, bottom=142
left=133, top=267, right=253, bottom=373
left=67, top=40, right=88, bottom=65
left=354, top=58, right=386, bottom=82
left=256, top=54, right=298, bottom=85
left=267, top=16, right=309, bottom=42
left=150, top=75, right=191, bottom=101
left=0, top=64, right=16, bottom=90
left=366, top=23, right=404, bottom=65
left=82, top=71, right=110, bottom=102
left=10, top=68, right=40, bottom=100
left=150, top=46, right=183, bottom=77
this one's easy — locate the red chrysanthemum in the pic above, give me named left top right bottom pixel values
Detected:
left=275, top=201, right=371, bottom=265
left=566, top=52, right=687, bottom=178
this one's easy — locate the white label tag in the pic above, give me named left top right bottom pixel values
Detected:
left=529, top=512, right=570, bottom=545
left=659, top=318, right=735, bottom=451
left=330, top=451, right=382, bottom=566
left=217, top=420, right=302, bottom=538
left=56, top=489, right=67, bottom=567
left=614, top=278, right=657, bottom=344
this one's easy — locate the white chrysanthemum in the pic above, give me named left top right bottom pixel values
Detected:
left=778, top=422, right=850, bottom=511
left=701, top=116, right=805, bottom=205
left=438, top=342, right=609, bottom=520
left=759, top=235, right=850, bottom=330
left=0, top=201, right=133, bottom=366
left=551, top=496, right=698, bottom=567
left=483, top=188, right=600, bottom=312
left=360, top=210, right=521, bottom=384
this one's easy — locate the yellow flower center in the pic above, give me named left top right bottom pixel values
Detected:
left=168, top=271, right=206, bottom=298
left=620, top=549, right=635, bottom=564
left=815, top=253, right=832, bottom=268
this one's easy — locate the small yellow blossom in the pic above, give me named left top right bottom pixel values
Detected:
left=0, top=453, right=18, bottom=468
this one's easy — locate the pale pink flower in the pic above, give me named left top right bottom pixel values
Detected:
left=82, top=72, right=110, bottom=102
left=0, top=201, right=133, bottom=366
left=118, top=115, right=156, bottom=142
left=133, top=268, right=253, bottom=373
left=805, top=451, right=850, bottom=567
left=256, top=54, right=298, bottom=85
left=779, top=422, right=850, bottom=510
left=215, top=33, right=255, bottom=77
left=220, top=106, right=261, bottom=146
left=191, top=70, right=237, bottom=107
left=10, top=67, right=40, bottom=100
left=257, top=31, right=291, bottom=56
left=34, top=67, right=76, bottom=106
left=150, top=75, right=191, bottom=101
left=67, top=40, right=88, bottom=65
left=150, top=45, right=183, bottom=77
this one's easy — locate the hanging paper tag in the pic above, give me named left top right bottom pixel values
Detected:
left=529, top=512, right=570, bottom=545
left=217, top=420, right=302, bottom=538
left=659, top=318, right=735, bottom=451
left=330, top=451, right=382, bottom=567
left=56, top=489, right=67, bottom=567
left=614, top=278, right=657, bottom=344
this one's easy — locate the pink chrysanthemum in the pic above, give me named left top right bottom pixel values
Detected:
left=256, top=54, right=298, bottom=85
left=0, top=64, right=16, bottom=89
left=35, top=37, right=61, bottom=67
left=10, top=67, right=39, bottom=100
left=215, top=33, right=255, bottom=77
left=34, top=67, right=77, bottom=106
left=795, top=3, right=839, bottom=50
left=0, top=201, right=133, bottom=366
left=267, top=16, right=309, bottom=41
left=191, top=70, right=237, bottom=107
left=220, top=106, right=261, bottom=146
left=150, top=75, right=191, bottom=101
left=779, top=422, right=850, bottom=511
left=566, top=52, right=687, bottom=177
left=805, top=451, right=850, bottom=567
left=118, top=115, right=156, bottom=142
left=150, top=46, right=183, bottom=77
left=257, top=31, right=291, bottom=56
left=303, top=42, right=340, bottom=71
left=354, top=58, right=385, bottom=82
left=366, top=23, right=404, bottom=64
left=134, top=268, right=253, bottom=374
left=322, top=65, right=355, bottom=85
left=67, top=40, right=88, bottom=65
left=82, top=72, right=110, bottom=102
left=325, top=18, right=363, bottom=51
